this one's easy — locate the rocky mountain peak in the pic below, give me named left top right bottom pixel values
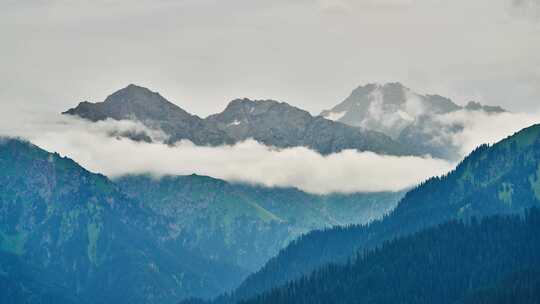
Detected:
left=351, top=82, right=406, bottom=94
left=320, top=82, right=432, bottom=138
left=101, top=84, right=177, bottom=109
left=210, top=98, right=312, bottom=125
left=342, top=82, right=409, bottom=109
left=224, top=98, right=294, bottom=113
left=224, top=98, right=280, bottom=113
left=63, top=84, right=198, bottom=123
left=320, top=82, right=505, bottom=140
left=465, top=101, right=506, bottom=113
left=107, top=83, right=156, bottom=98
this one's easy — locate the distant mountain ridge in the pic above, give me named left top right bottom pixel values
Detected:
left=63, top=84, right=420, bottom=156
left=64, top=83, right=506, bottom=160
left=321, top=83, right=506, bottom=159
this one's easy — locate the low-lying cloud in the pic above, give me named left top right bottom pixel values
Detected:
left=1, top=107, right=539, bottom=194
left=437, top=110, right=540, bottom=155
left=0, top=110, right=454, bottom=194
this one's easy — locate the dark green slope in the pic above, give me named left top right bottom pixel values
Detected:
left=0, top=138, right=246, bottom=303
left=0, top=138, right=399, bottom=303
left=456, top=268, right=540, bottom=304
left=0, top=251, right=80, bottom=304
left=115, top=174, right=402, bottom=271
left=241, top=209, right=540, bottom=304
left=204, top=123, right=540, bottom=303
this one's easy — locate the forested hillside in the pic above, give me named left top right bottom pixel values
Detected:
left=116, top=174, right=400, bottom=271
left=241, top=209, right=540, bottom=304
left=456, top=268, right=540, bottom=304
left=0, top=138, right=247, bottom=303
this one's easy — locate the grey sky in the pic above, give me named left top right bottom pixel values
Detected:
left=2, top=0, right=539, bottom=117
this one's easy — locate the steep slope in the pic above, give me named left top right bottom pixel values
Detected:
left=321, top=83, right=505, bottom=159
left=115, top=174, right=402, bottom=271
left=63, top=85, right=418, bottom=156
left=241, top=210, right=540, bottom=304
left=0, top=138, right=247, bottom=304
left=203, top=123, right=540, bottom=303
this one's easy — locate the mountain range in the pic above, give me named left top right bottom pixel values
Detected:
left=63, top=84, right=415, bottom=156
left=63, top=83, right=505, bottom=160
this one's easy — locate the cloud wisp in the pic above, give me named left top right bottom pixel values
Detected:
left=438, top=109, right=540, bottom=155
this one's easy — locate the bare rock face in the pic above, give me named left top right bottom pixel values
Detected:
left=321, top=83, right=506, bottom=160
left=205, top=98, right=416, bottom=155
left=64, top=85, right=417, bottom=156
left=63, top=84, right=229, bottom=145
left=464, top=101, right=505, bottom=113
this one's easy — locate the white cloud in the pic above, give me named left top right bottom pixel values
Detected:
left=2, top=106, right=540, bottom=194
left=0, top=110, right=454, bottom=194
left=438, top=110, right=540, bottom=155
left=356, top=86, right=429, bottom=138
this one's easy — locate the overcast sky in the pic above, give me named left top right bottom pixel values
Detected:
left=1, top=0, right=539, bottom=117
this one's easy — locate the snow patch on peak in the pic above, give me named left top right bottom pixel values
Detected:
left=324, top=111, right=347, bottom=121
left=397, top=110, right=414, bottom=122
left=228, top=119, right=242, bottom=126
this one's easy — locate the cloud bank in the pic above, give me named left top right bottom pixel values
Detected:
left=1, top=106, right=539, bottom=194
left=438, top=110, right=540, bottom=155
left=0, top=110, right=454, bottom=194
